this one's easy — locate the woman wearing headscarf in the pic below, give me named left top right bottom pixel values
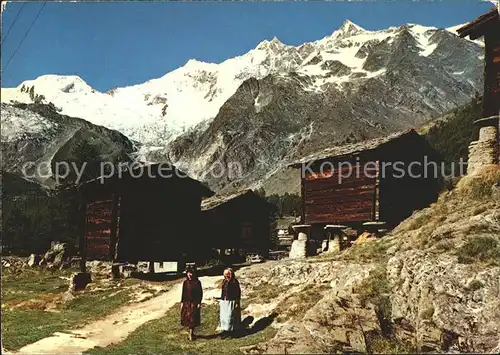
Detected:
left=219, top=267, right=241, bottom=338
left=180, top=265, right=203, bottom=340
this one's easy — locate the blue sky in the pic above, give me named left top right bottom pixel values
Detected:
left=0, top=1, right=493, bottom=92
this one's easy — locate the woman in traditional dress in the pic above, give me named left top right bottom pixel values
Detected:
left=219, top=267, right=241, bottom=338
left=180, top=265, right=203, bottom=340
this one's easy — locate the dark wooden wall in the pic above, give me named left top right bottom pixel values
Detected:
left=114, top=178, right=204, bottom=263
left=84, top=198, right=115, bottom=260
left=484, top=25, right=500, bottom=118
left=82, top=174, right=207, bottom=263
left=377, top=136, right=441, bottom=227
left=203, top=194, right=270, bottom=256
left=301, top=158, right=378, bottom=224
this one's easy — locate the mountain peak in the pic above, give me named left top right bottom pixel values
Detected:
left=256, top=36, right=285, bottom=51
left=331, top=19, right=366, bottom=39
left=18, top=74, right=95, bottom=94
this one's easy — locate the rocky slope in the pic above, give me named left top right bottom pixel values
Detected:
left=1, top=102, right=136, bottom=187
left=236, top=166, right=500, bottom=353
left=1, top=20, right=484, bottom=193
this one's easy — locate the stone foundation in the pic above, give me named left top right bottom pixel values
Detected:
left=467, top=116, right=499, bottom=175
left=289, top=226, right=310, bottom=259
left=321, top=236, right=340, bottom=254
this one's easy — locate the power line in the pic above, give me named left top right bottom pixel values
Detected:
left=2, top=1, right=46, bottom=73
left=1, top=2, right=26, bottom=45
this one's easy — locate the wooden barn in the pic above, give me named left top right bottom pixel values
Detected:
left=457, top=7, right=500, bottom=119
left=201, top=189, right=271, bottom=257
left=79, top=163, right=214, bottom=269
left=289, top=129, right=441, bottom=231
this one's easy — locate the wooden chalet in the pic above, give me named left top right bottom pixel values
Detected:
left=79, top=163, right=214, bottom=268
left=201, top=189, right=271, bottom=256
left=289, top=129, right=441, bottom=231
left=457, top=7, right=500, bottom=119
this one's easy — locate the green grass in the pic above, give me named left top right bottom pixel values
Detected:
left=1, top=267, right=75, bottom=302
left=1, top=266, right=139, bottom=351
left=84, top=303, right=277, bottom=355
left=342, top=239, right=391, bottom=263
left=2, top=287, right=133, bottom=350
left=368, top=336, right=415, bottom=354
left=246, top=282, right=289, bottom=304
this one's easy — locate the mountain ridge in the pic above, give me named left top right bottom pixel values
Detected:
left=1, top=20, right=485, bottom=192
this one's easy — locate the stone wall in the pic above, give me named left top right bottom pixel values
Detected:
left=467, top=116, right=499, bottom=174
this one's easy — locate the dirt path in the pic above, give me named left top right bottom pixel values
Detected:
left=9, top=275, right=222, bottom=355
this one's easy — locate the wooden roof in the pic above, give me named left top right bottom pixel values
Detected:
left=456, top=7, right=499, bottom=40
left=289, top=129, right=418, bottom=167
left=201, top=189, right=255, bottom=211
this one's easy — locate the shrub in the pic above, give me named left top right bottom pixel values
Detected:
left=369, top=336, right=415, bottom=354
left=466, top=279, right=484, bottom=291
left=434, top=240, right=454, bottom=252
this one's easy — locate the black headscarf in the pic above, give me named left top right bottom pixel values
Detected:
left=185, top=265, right=198, bottom=280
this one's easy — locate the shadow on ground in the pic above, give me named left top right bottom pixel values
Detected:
left=197, top=312, right=278, bottom=340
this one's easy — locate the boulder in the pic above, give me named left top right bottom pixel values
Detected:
left=52, top=251, right=66, bottom=269
left=137, top=261, right=149, bottom=273
left=26, top=253, right=40, bottom=267
left=68, top=272, right=92, bottom=292
left=39, top=241, right=70, bottom=267
left=303, top=293, right=381, bottom=353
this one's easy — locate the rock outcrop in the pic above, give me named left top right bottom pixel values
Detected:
left=237, top=166, right=500, bottom=354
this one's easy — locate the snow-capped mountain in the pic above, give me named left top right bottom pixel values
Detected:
left=1, top=20, right=482, bottom=144
left=1, top=20, right=484, bottom=192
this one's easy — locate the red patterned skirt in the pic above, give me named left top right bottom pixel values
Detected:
left=181, top=302, right=201, bottom=328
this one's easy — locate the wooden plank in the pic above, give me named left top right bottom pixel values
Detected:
left=305, top=185, right=376, bottom=198
left=305, top=212, right=373, bottom=224
left=305, top=165, right=378, bottom=180
left=483, top=34, right=500, bottom=117
left=85, top=198, right=114, bottom=260
left=304, top=190, right=376, bottom=205
left=304, top=177, right=376, bottom=192
left=301, top=160, right=378, bottom=224
left=304, top=202, right=373, bottom=215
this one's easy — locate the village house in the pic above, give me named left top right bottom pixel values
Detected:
left=78, top=163, right=214, bottom=274
left=288, top=129, right=441, bottom=257
left=201, top=189, right=271, bottom=260
left=457, top=7, right=500, bottom=174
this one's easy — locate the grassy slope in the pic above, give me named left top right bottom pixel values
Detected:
left=1, top=266, right=137, bottom=350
